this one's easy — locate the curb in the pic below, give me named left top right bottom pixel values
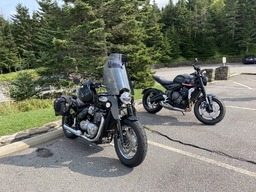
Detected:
left=0, top=128, right=63, bottom=158
left=0, top=120, right=62, bottom=146
left=241, top=73, right=256, bottom=75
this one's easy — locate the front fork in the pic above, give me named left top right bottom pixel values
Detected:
left=200, top=78, right=214, bottom=112
left=117, top=104, right=138, bottom=144
left=202, top=88, right=214, bottom=112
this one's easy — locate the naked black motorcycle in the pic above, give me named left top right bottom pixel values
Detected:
left=54, top=53, right=147, bottom=167
left=142, top=65, right=226, bottom=125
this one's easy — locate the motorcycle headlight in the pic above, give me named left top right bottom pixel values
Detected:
left=120, top=92, right=131, bottom=104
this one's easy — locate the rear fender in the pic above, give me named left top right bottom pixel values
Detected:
left=142, top=88, right=163, bottom=95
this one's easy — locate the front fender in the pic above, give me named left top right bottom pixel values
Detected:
left=124, top=115, right=138, bottom=121
left=207, top=94, right=216, bottom=105
left=198, top=94, right=216, bottom=107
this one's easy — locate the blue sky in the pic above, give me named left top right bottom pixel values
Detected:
left=0, top=0, right=170, bottom=20
left=0, top=0, right=40, bottom=20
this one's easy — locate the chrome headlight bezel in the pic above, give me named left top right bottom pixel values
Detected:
left=120, top=92, right=132, bottom=104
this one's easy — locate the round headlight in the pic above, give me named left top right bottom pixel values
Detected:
left=120, top=92, right=131, bottom=104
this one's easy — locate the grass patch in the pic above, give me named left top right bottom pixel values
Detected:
left=0, top=108, right=61, bottom=136
left=0, top=99, right=59, bottom=136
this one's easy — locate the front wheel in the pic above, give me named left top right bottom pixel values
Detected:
left=194, top=97, right=226, bottom=125
left=114, top=120, right=147, bottom=167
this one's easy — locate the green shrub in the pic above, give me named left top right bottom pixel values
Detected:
left=8, top=71, right=39, bottom=101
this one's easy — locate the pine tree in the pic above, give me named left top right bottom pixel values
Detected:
left=98, top=0, right=155, bottom=88
left=11, top=4, right=38, bottom=69
left=236, top=0, right=256, bottom=54
left=0, top=16, right=19, bottom=73
left=35, top=0, right=107, bottom=78
left=141, top=0, right=172, bottom=64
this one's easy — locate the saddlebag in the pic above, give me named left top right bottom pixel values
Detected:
left=54, top=96, right=71, bottom=116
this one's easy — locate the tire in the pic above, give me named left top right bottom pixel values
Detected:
left=114, top=120, right=148, bottom=167
left=62, top=115, right=78, bottom=139
left=142, top=89, right=162, bottom=113
left=194, top=97, right=226, bottom=125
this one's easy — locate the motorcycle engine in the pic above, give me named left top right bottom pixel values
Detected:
left=168, top=87, right=188, bottom=109
left=78, top=106, right=101, bottom=138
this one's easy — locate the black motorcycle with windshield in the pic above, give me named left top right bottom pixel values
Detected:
left=142, top=64, right=226, bottom=125
left=54, top=53, right=147, bottom=167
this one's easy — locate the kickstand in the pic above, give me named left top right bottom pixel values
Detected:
left=181, top=112, right=185, bottom=116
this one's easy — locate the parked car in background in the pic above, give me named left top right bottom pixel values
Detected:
left=242, top=55, right=256, bottom=64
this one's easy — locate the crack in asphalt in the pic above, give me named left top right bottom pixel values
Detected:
left=143, top=126, right=256, bottom=165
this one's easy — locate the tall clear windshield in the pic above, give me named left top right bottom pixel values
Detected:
left=103, top=53, right=131, bottom=95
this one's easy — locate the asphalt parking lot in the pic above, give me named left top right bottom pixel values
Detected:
left=0, top=69, right=256, bottom=191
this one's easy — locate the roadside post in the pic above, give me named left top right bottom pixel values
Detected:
left=222, top=57, right=226, bottom=66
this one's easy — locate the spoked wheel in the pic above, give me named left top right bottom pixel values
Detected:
left=62, top=115, right=78, bottom=139
left=114, top=120, right=147, bottom=167
left=194, top=97, right=226, bottom=125
left=142, top=89, right=162, bottom=113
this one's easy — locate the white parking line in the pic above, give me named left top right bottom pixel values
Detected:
left=232, top=81, right=253, bottom=89
left=149, top=140, right=256, bottom=178
left=208, top=86, right=250, bottom=90
left=227, top=105, right=256, bottom=111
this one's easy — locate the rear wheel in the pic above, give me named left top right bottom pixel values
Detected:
left=62, top=115, right=78, bottom=139
left=194, top=97, right=226, bottom=125
left=142, top=89, right=162, bottom=113
left=114, top=120, right=147, bottom=167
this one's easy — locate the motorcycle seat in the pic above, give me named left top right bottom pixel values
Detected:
left=153, top=75, right=173, bottom=85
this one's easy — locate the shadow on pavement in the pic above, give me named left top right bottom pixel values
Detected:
left=0, top=138, right=133, bottom=177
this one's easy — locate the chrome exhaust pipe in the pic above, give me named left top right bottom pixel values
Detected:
left=63, top=117, right=105, bottom=142
left=160, top=101, right=185, bottom=112
left=63, top=124, right=82, bottom=136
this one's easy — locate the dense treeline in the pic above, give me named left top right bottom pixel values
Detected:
left=0, top=0, right=255, bottom=87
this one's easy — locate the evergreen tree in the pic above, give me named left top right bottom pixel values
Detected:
left=99, top=0, right=155, bottom=88
left=67, top=1, right=107, bottom=77
left=141, top=0, right=172, bottom=63
left=35, top=0, right=107, bottom=78
left=236, top=0, right=256, bottom=54
left=11, top=4, right=39, bottom=69
left=219, top=0, right=240, bottom=55
left=161, top=0, right=182, bottom=59
left=0, top=16, right=19, bottom=73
